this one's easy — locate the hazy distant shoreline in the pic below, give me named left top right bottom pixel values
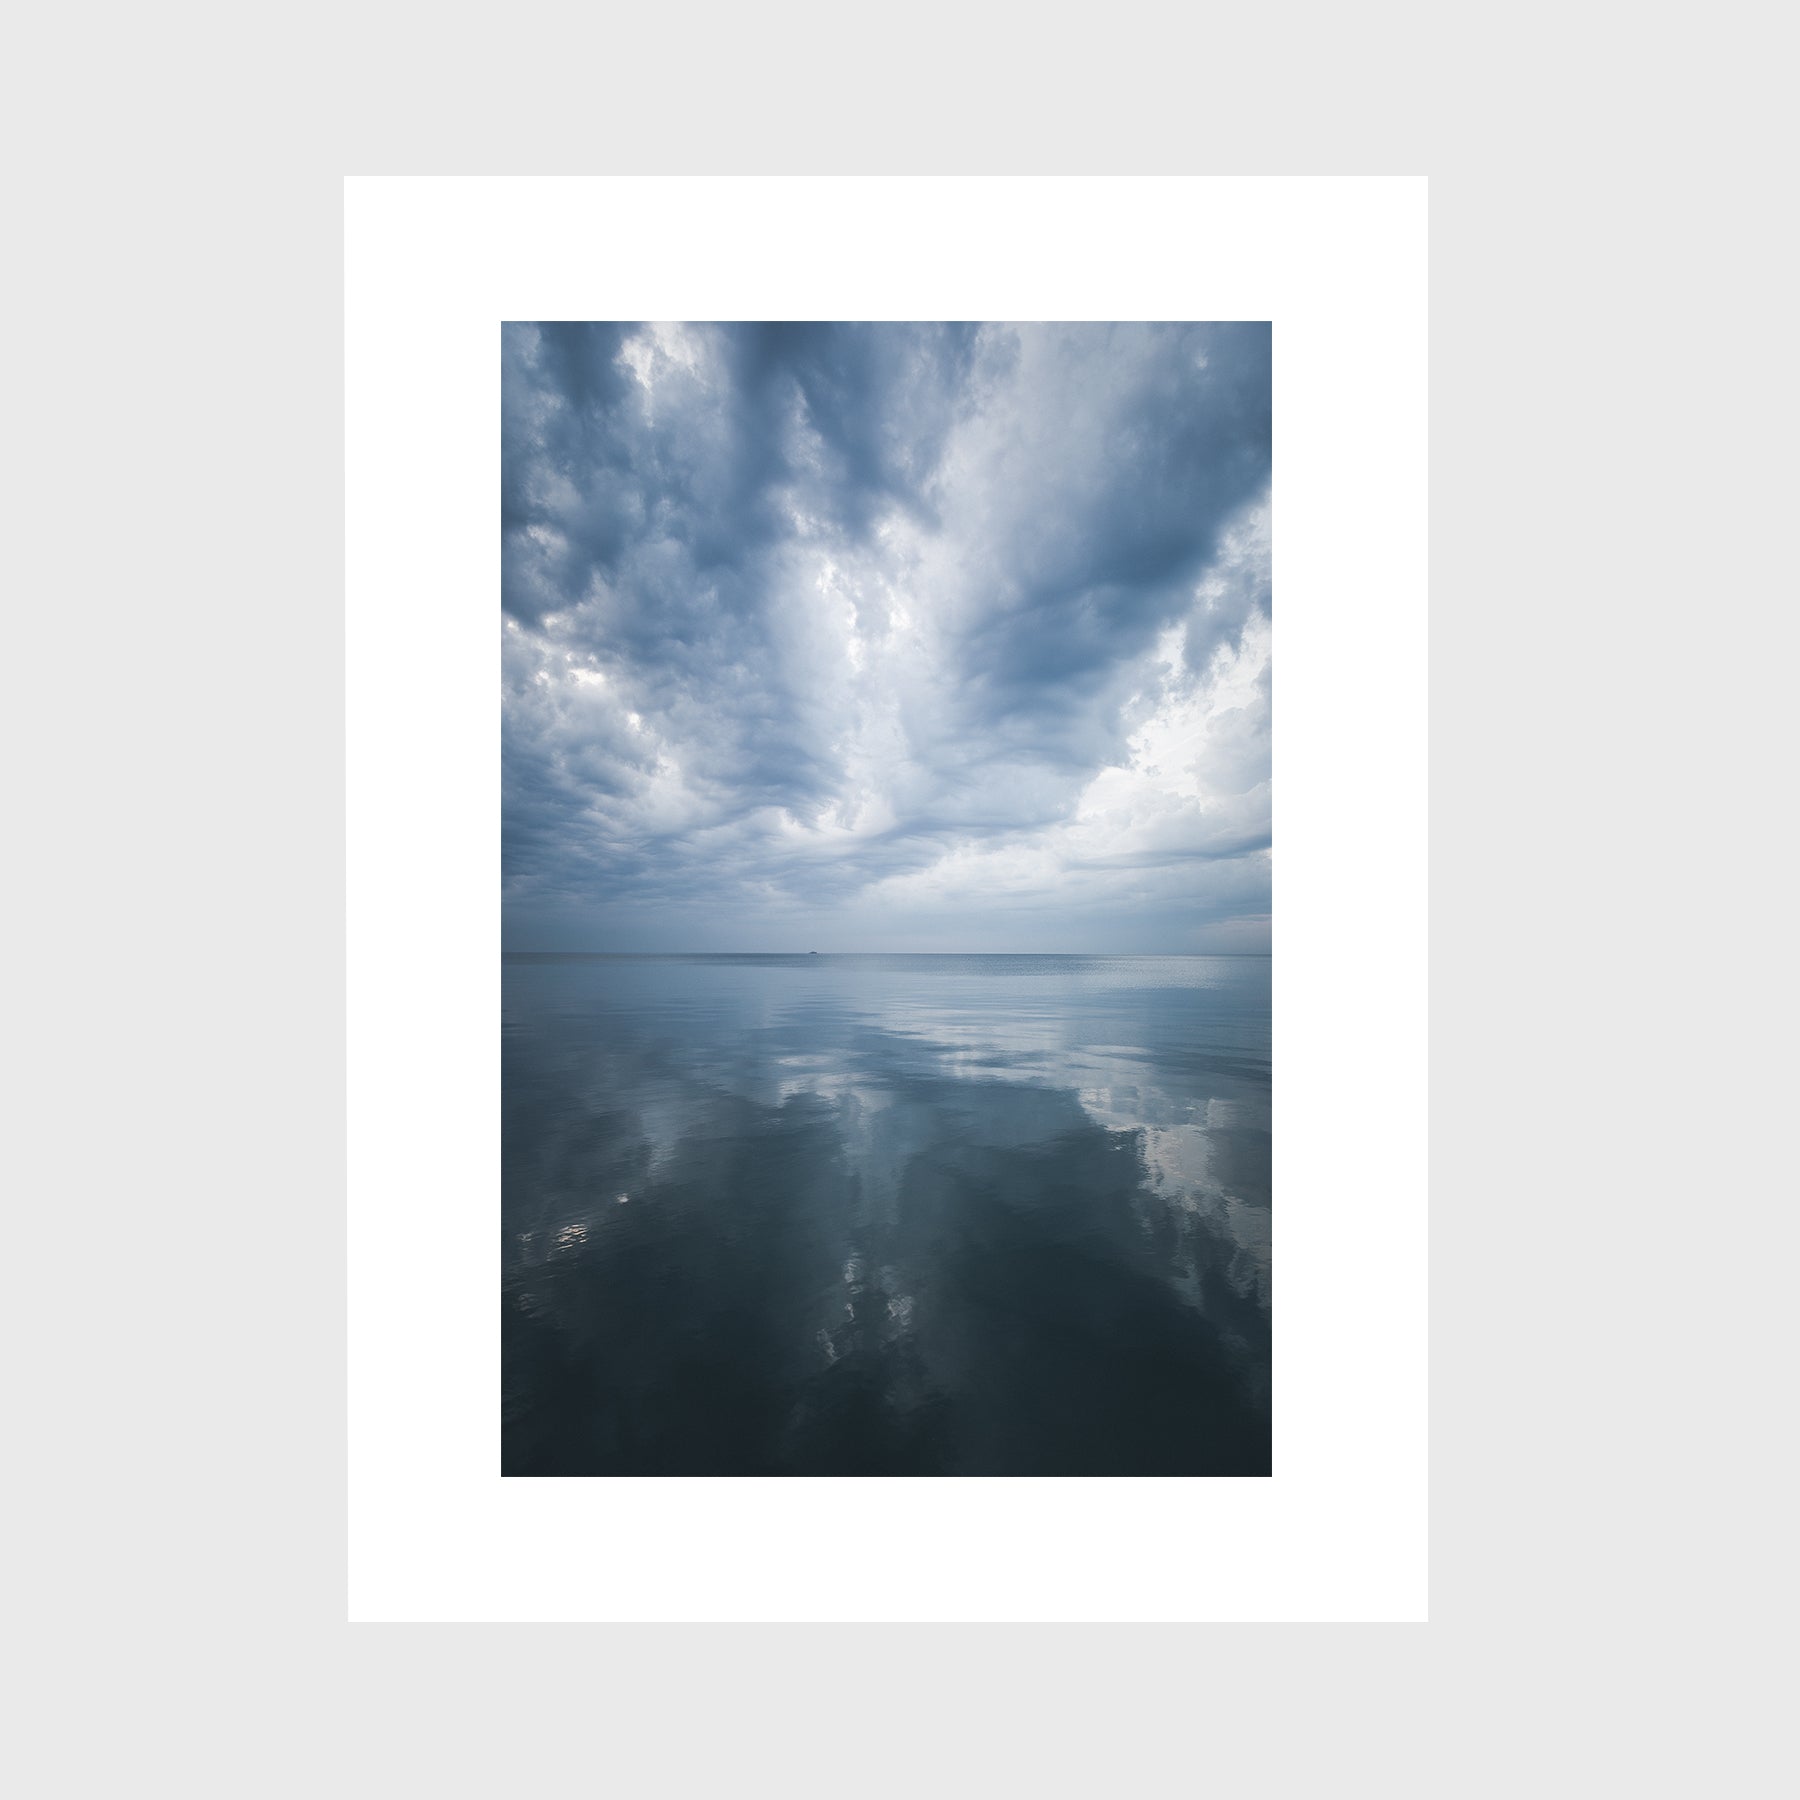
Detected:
left=500, top=949, right=1274, bottom=960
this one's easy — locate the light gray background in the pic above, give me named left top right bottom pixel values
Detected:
left=9, top=17, right=1789, bottom=1794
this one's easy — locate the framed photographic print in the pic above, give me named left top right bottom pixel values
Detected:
left=348, top=177, right=1426, bottom=1620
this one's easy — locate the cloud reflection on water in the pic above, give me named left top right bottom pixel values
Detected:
left=503, top=954, right=1269, bottom=1474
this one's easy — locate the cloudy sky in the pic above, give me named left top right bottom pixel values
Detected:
left=502, top=322, right=1270, bottom=953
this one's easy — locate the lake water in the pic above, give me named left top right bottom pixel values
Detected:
left=503, top=953, right=1270, bottom=1475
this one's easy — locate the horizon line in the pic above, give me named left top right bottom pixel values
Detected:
left=500, top=948, right=1273, bottom=957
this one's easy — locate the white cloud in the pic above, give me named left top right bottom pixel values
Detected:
left=502, top=322, right=1271, bottom=950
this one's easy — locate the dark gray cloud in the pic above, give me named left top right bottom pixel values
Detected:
left=502, top=322, right=1271, bottom=951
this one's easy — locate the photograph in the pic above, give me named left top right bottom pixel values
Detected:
left=500, top=321, right=1272, bottom=1475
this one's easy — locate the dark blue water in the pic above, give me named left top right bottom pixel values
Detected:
left=503, top=954, right=1270, bottom=1475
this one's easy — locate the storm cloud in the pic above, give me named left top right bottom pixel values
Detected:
left=502, top=322, right=1271, bottom=951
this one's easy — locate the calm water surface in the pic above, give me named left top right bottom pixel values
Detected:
left=503, top=953, right=1270, bottom=1474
